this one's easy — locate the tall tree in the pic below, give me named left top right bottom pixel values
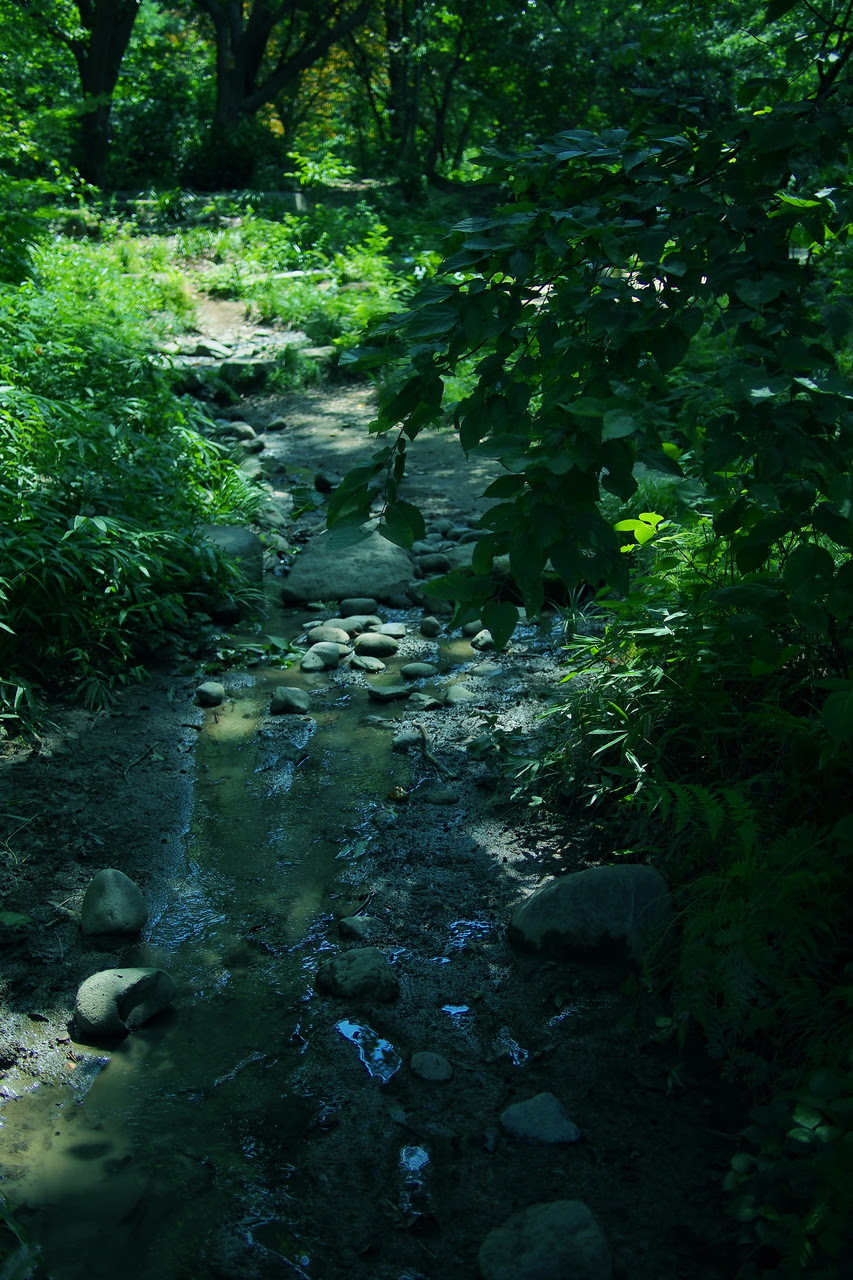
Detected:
left=190, top=0, right=371, bottom=183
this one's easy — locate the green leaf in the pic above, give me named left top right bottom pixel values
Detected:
left=482, top=600, right=519, bottom=650
left=602, top=410, right=637, bottom=440
left=765, top=0, right=800, bottom=23
left=822, top=690, right=853, bottom=744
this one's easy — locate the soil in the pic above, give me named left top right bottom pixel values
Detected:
left=0, top=303, right=745, bottom=1280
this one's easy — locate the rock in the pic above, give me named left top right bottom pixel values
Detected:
left=338, top=915, right=382, bottom=941
left=392, top=730, right=422, bottom=750
left=355, top=633, right=399, bottom=658
left=196, top=681, right=226, bottom=707
left=305, top=625, right=352, bottom=646
left=461, top=619, right=484, bottom=636
left=478, top=1201, right=611, bottom=1280
left=300, top=642, right=344, bottom=672
left=81, top=869, right=148, bottom=936
left=408, top=692, right=442, bottom=710
left=471, top=661, right=503, bottom=677
left=500, top=1093, right=581, bottom=1144
left=75, top=968, right=176, bottom=1040
left=376, top=622, right=407, bottom=638
left=471, top=629, right=496, bottom=651
left=368, top=684, right=411, bottom=704
left=340, top=597, right=378, bottom=615
left=411, top=1051, right=453, bottom=1082
left=270, top=686, right=310, bottom=714
left=213, top=420, right=256, bottom=440
left=351, top=654, right=386, bottom=673
left=401, top=662, right=437, bottom=680
left=508, top=864, right=673, bottom=961
left=194, top=338, right=232, bottom=358
left=280, top=529, right=412, bottom=603
left=416, top=552, right=452, bottom=575
left=314, top=469, right=341, bottom=493
left=329, top=614, right=382, bottom=636
left=200, top=525, right=264, bottom=582
left=315, top=948, right=399, bottom=1001
left=444, top=684, right=477, bottom=705
left=266, top=415, right=288, bottom=431
left=420, top=616, right=442, bottom=637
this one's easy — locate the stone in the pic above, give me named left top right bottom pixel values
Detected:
left=470, top=662, right=503, bottom=677
left=444, top=684, right=477, bottom=705
left=376, top=622, right=407, bottom=638
left=368, top=684, right=411, bottom=704
left=329, top=614, right=382, bottom=636
left=200, top=525, right=264, bottom=582
left=305, top=625, right=352, bottom=646
left=338, top=915, right=382, bottom=941
left=81, top=869, right=148, bottom=936
left=461, top=619, right=484, bottom=636
left=351, top=654, right=386, bottom=674
left=280, top=529, right=412, bottom=603
left=270, top=686, right=310, bottom=714
left=411, top=1051, right=453, bottom=1082
left=194, top=338, right=232, bottom=358
left=339, top=597, right=378, bottom=615
left=416, top=552, right=452, bottom=575
left=355, top=633, right=399, bottom=658
left=500, top=1093, right=581, bottom=1144
left=392, top=730, right=422, bottom=750
left=508, top=864, right=673, bottom=961
left=408, top=692, right=442, bottom=711
left=419, top=787, right=459, bottom=805
left=420, top=616, right=442, bottom=638
left=196, top=681, right=226, bottom=707
left=75, top=968, right=176, bottom=1040
left=401, top=662, right=437, bottom=680
left=266, top=415, right=289, bottom=431
left=314, top=469, right=341, bottom=493
left=213, top=420, right=256, bottom=440
left=478, top=1201, right=611, bottom=1280
left=300, top=642, right=344, bottom=672
left=471, top=629, right=496, bottom=651
left=315, top=948, right=399, bottom=1001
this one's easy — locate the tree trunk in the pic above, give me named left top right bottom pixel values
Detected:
left=71, top=1, right=141, bottom=187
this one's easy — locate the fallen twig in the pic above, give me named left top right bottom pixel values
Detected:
left=123, top=744, right=154, bottom=779
left=416, top=724, right=458, bottom=779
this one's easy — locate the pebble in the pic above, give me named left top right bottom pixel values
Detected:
left=305, top=625, right=352, bottom=646
left=338, top=915, right=382, bottom=941
left=355, top=633, right=399, bottom=658
left=368, top=685, right=411, bottom=704
left=376, top=622, right=407, bottom=639
left=461, top=619, right=484, bottom=636
left=471, top=629, right=495, bottom=651
left=270, top=686, right=310, bottom=714
left=420, top=616, right=442, bottom=637
left=478, top=1201, right=611, bottom=1280
left=328, top=614, right=382, bottom=635
left=315, top=947, right=399, bottom=1001
left=411, top=1051, right=453, bottom=1082
left=196, top=681, right=226, bottom=707
left=500, top=1092, right=581, bottom=1144
left=401, top=662, right=437, bottom=680
left=300, top=642, right=344, bottom=672
left=351, top=654, right=386, bottom=673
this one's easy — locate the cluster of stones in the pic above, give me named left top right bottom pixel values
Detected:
left=74, top=869, right=175, bottom=1040
left=312, top=861, right=672, bottom=1279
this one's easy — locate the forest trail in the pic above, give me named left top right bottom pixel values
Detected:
left=0, top=302, right=741, bottom=1280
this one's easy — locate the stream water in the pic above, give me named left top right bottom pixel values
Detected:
left=0, top=604, right=435, bottom=1280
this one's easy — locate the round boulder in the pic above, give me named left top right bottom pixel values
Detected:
left=478, top=1201, right=611, bottom=1280
left=315, top=947, right=399, bottom=1001
left=75, top=967, right=176, bottom=1040
left=508, top=864, right=672, bottom=962
left=300, top=642, right=345, bottom=672
left=81, top=868, right=148, bottom=936
left=270, top=686, right=310, bottom=714
left=196, top=681, right=226, bottom=707
left=355, top=633, right=399, bottom=658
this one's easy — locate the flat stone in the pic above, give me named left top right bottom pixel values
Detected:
left=338, top=915, right=382, bottom=941
left=351, top=654, right=386, bottom=673
left=315, top=947, right=399, bottom=1001
left=392, top=730, right=422, bottom=750
left=411, top=1051, right=453, bottom=1082
left=280, top=529, right=412, bottom=603
left=376, top=622, right=407, bottom=638
left=401, top=662, right=437, bottom=680
left=75, top=968, right=176, bottom=1040
left=478, top=1201, right=611, bottom=1280
left=328, top=614, right=382, bottom=636
left=420, top=616, right=442, bottom=637
left=270, top=686, right=310, bottom=714
left=444, top=684, right=477, bottom=705
left=355, top=633, right=399, bottom=658
left=300, top=642, right=344, bottom=672
left=368, top=684, right=411, bottom=704
left=500, top=1092, right=581, bottom=1144
left=408, top=692, right=442, bottom=710
left=81, top=869, right=148, bottom=936
left=196, top=681, right=226, bottom=707
left=508, top=864, right=673, bottom=962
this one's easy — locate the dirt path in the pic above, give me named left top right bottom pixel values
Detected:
left=0, top=307, right=742, bottom=1280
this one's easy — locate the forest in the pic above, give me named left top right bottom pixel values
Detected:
left=1, top=1, right=852, bottom=1277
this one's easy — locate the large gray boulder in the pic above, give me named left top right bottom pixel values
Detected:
left=508, top=864, right=672, bottom=961
left=200, top=525, right=264, bottom=582
left=478, top=1201, right=611, bottom=1280
left=75, top=967, right=176, bottom=1039
left=81, top=869, right=148, bottom=936
left=281, top=530, right=412, bottom=603
left=315, top=948, right=399, bottom=1001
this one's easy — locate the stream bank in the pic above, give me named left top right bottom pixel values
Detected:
left=1, top=372, right=742, bottom=1279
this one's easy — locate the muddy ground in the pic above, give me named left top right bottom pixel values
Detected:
left=1, top=325, right=745, bottom=1279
